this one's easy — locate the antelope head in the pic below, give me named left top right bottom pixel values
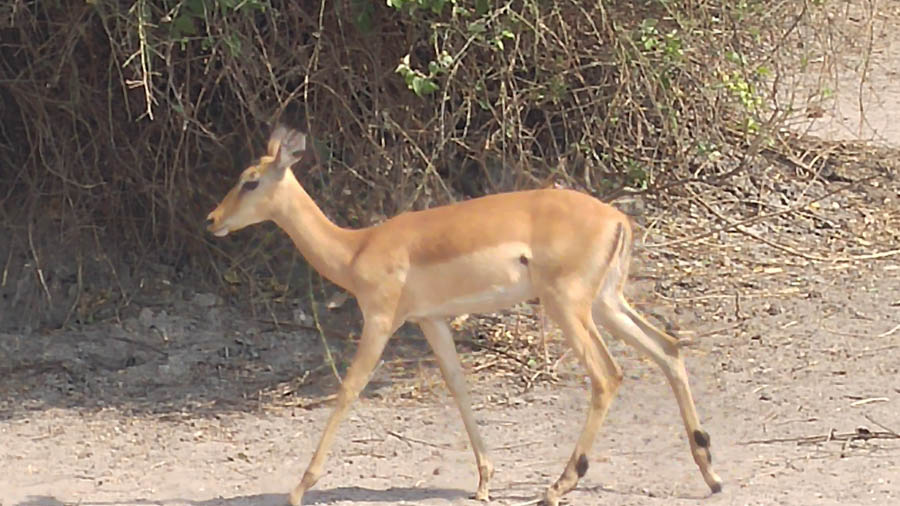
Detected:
left=206, top=125, right=308, bottom=237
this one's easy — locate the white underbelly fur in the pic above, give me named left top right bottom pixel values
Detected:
left=405, top=243, right=536, bottom=319
left=410, top=278, right=535, bottom=318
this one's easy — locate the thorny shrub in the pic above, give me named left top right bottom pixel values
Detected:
left=0, top=0, right=851, bottom=329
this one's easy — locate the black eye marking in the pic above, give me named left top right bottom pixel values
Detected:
left=242, top=180, right=260, bottom=191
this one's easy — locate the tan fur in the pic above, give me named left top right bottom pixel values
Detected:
left=206, top=125, right=723, bottom=506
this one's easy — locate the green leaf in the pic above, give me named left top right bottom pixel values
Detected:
left=225, top=33, right=242, bottom=56
left=185, top=0, right=205, bottom=15
left=429, top=0, right=446, bottom=14
left=172, top=14, right=197, bottom=37
left=352, top=0, right=375, bottom=33
left=467, top=20, right=487, bottom=34
left=412, top=76, right=438, bottom=97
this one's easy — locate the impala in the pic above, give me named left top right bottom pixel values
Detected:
left=206, top=124, right=722, bottom=505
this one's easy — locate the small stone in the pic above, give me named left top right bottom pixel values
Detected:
left=193, top=292, right=219, bottom=307
left=206, top=307, right=223, bottom=326
left=292, top=309, right=309, bottom=324
left=138, top=307, right=154, bottom=328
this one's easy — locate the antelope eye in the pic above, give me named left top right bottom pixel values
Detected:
left=241, top=180, right=260, bottom=191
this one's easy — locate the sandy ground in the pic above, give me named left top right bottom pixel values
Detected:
left=3, top=155, right=898, bottom=506
left=2, top=4, right=900, bottom=506
left=799, top=2, right=900, bottom=147
left=2, top=249, right=899, bottom=506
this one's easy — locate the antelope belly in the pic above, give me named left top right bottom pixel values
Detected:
left=406, top=243, right=536, bottom=318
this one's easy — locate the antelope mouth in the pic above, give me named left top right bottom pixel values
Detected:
left=209, top=225, right=230, bottom=237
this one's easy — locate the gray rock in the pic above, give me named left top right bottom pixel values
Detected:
left=192, top=292, right=220, bottom=308
left=138, top=307, right=155, bottom=328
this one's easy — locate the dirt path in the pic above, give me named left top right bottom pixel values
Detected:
left=799, top=1, right=900, bottom=147
left=3, top=256, right=899, bottom=506
left=3, top=169, right=898, bottom=506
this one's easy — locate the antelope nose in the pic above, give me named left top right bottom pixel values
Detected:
left=204, top=217, right=215, bottom=231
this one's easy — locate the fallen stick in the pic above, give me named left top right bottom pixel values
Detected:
left=739, top=426, right=899, bottom=446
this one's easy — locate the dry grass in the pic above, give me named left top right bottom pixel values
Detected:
left=0, top=0, right=865, bottom=331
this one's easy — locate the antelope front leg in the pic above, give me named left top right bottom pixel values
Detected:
left=289, top=316, right=394, bottom=506
left=419, top=318, right=494, bottom=501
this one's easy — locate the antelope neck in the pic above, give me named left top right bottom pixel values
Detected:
left=270, top=173, right=362, bottom=291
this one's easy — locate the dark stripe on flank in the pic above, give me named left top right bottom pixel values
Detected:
left=604, top=222, right=625, bottom=268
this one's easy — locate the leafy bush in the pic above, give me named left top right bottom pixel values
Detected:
left=0, top=0, right=844, bottom=327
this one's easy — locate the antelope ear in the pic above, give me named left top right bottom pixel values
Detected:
left=267, top=124, right=307, bottom=170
